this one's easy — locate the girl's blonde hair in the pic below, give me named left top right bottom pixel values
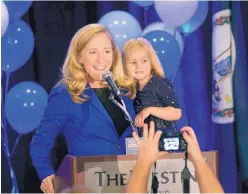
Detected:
left=60, top=24, right=136, bottom=103
left=122, top=37, right=165, bottom=98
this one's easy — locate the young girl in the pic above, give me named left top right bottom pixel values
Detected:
left=122, top=37, right=182, bottom=132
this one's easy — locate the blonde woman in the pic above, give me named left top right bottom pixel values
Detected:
left=122, top=37, right=182, bottom=131
left=30, top=24, right=136, bottom=193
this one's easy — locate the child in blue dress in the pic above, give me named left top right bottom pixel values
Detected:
left=122, top=37, right=182, bottom=132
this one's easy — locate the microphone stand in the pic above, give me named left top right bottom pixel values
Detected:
left=110, top=94, right=158, bottom=193
left=109, top=94, right=139, bottom=137
left=182, top=149, right=190, bottom=193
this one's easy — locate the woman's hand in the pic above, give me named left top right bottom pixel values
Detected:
left=40, top=174, right=55, bottom=193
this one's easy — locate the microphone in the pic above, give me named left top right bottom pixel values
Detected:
left=102, top=71, right=122, bottom=99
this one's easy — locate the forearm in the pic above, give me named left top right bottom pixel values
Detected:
left=30, top=122, right=61, bottom=180
left=30, top=150, right=55, bottom=180
left=194, top=158, right=224, bottom=193
left=149, top=107, right=182, bottom=121
left=126, top=162, right=152, bottom=193
left=30, top=138, right=56, bottom=181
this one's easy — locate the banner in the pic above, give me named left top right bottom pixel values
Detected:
left=212, top=9, right=236, bottom=124
left=83, top=159, right=200, bottom=193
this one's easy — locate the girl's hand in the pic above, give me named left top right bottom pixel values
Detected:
left=134, top=107, right=152, bottom=127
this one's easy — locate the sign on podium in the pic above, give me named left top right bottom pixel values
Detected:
left=54, top=151, right=218, bottom=193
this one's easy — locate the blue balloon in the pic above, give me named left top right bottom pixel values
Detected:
left=5, top=82, right=48, bottom=134
left=4, top=1, right=32, bottom=21
left=98, top=11, right=142, bottom=49
left=142, top=22, right=185, bottom=56
left=180, top=1, right=209, bottom=34
left=1, top=19, right=34, bottom=73
left=143, top=30, right=181, bottom=82
left=133, top=1, right=153, bottom=7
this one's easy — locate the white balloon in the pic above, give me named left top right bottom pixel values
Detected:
left=1, top=1, right=9, bottom=37
left=142, top=22, right=184, bottom=55
left=154, top=1, right=198, bottom=28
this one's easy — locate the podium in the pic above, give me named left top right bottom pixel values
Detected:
left=54, top=151, right=218, bottom=193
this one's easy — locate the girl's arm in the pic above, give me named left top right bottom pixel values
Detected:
left=155, top=78, right=182, bottom=120
left=134, top=77, right=182, bottom=127
left=149, top=106, right=182, bottom=120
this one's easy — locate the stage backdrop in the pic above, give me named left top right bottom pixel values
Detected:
left=1, top=1, right=248, bottom=193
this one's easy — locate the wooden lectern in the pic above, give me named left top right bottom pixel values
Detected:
left=54, top=151, right=218, bottom=193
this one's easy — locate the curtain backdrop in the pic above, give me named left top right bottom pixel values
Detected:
left=1, top=1, right=248, bottom=193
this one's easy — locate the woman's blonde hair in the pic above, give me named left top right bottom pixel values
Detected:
left=122, top=37, right=165, bottom=98
left=60, top=23, right=136, bottom=103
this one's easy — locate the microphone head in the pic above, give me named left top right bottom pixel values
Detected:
left=102, top=71, right=112, bottom=80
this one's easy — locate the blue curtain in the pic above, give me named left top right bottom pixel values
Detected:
left=232, top=0, right=248, bottom=188
left=211, top=1, right=238, bottom=192
left=119, top=1, right=247, bottom=192
left=2, top=1, right=248, bottom=193
left=97, top=1, right=248, bottom=192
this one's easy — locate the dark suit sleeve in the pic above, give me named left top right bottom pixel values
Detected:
left=156, top=78, right=179, bottom=108
left=30, top=85, right=72, bottom=181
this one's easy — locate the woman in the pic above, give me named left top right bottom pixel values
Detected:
left=30, top=24, right=136, bottom=193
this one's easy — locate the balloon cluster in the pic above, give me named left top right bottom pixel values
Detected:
left=98, top=1, right=208, bottom=82
left=1, top=0, right=48, bottom=135
left=1, top=1, right=48, bottom=193
left=2, top=1, right=33, bottom=73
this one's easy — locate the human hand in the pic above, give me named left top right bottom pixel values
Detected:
left=180, top=126, right=204, bottom=164
left=40, top=174, right=55, bottom=193
left=132, top=121, right=167, bottom=167
left=134, top=107, right=151, bottom=128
